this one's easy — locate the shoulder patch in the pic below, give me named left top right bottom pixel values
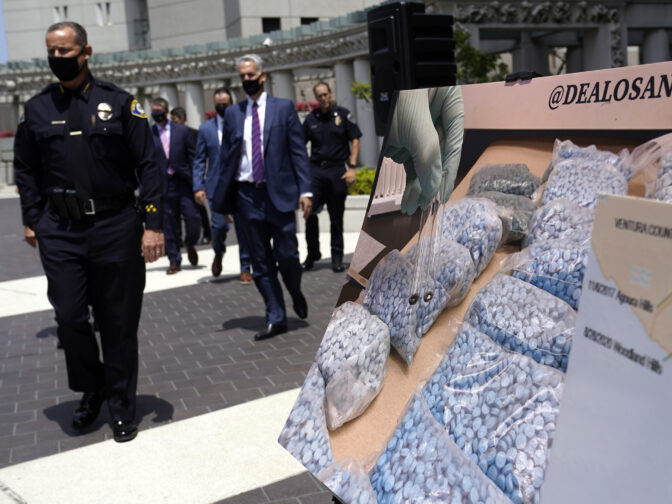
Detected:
left=18, top=113, right=25, bottom=125
left=130, top=99, right=147, bottom=119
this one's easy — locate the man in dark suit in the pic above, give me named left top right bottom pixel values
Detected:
left=171, top=105, right=212, bottom=246
left=211, top=54, right=312, bottom=341
left=193, top=87, right=253, bottom=281
left=150, top=97, right=200, bottom=274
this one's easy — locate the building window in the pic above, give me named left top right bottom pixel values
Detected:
left=262, top=17, right=281, bottom=33
left=301, top=17, right=318, bottom=26
left=53, top=6, right=69, bottom=22
left=96, top=2, right=112, bottom=26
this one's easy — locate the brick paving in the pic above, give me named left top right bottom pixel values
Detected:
left=216, top=473, right=333, bottom=504
left=0, top=198, right=352, bottom=502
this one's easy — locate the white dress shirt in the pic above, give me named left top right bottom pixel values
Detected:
left=236, top=92, right=267, bottom=182
left=235, top=92, right=312, bottom=198
left=216, top=114, right=224, bottom=146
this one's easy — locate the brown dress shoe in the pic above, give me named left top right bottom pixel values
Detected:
left=187, top=247, right=198, bottom=266
left=211, top=254, right=223, bottom=277
left=166, top=262, right=181, bottom=275
left=240, top=271, right=253, bottom=284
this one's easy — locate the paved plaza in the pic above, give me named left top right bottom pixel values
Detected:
left=0, top=191, right=355, bottom=503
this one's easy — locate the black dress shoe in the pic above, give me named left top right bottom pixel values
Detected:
left=254, top=323, right=288, bottom=341
left=332, top=262, right=346, bottom=273
left=292, top=292, right=308, bottom=319
left=301, top=253, right=321, bottom=271
left=187, top=247, right=199, bottom=266
left=112, top=420, right=138, bottom=443
left=72, top=390, right=105, bottom=430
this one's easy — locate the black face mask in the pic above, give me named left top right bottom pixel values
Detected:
left=48, top=48, right=84, bottom=82
left=242, top=76, right=263, bottom=96
left=151, top=111, right=167, bottom=123
left=215, top=104, right=228, bottom=117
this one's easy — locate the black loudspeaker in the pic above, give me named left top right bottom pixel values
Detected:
left=367, top=2, right=456, bottom=135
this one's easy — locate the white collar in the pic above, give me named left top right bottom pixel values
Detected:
left=247, top=91, right=267, bottom=109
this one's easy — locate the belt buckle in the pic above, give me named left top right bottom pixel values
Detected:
left=83, top=199, right=96, bottom=215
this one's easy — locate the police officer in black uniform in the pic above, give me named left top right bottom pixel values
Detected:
left=14, top=21, right=164, bottom=443
left=301, top=82, right=361, bottom=272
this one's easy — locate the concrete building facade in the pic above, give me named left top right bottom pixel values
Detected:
left=3, top=0, right=150, bottom=62
left=147, top=0, right=381, bottom=48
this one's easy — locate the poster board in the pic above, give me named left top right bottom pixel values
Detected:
left=279, top=61, right=672, bottom=500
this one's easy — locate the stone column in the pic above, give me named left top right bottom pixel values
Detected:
left=334, top=61, right=356, bottom=117
left=466, top=25, right=480, bottom=51
left=512, top=31, right=548, bottom=74
left=159, top=84, right=179, bottom=110
left=583, top=24, right=616, bottom=70
left=8, top=94, right=20, bottom=127
left=184, top=81, right=206, bottom=128
left=353, top=58, right=379, bottom=169
left=271, top=71, right=294, bottom=101
left=141, top=93, right=153, bottom=118
left=565, top=46, right=583, bottom=74
left=642, top=29, right=670, bottom=64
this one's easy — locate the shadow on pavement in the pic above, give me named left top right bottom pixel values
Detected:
left=42, top=395, right=174, bottom=436
left=221, top=316, right=310, bottom=332
left=35, top=325, right=58, bottom=340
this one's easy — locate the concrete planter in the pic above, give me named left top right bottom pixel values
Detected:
left=296, top=194, right=369, bottom=233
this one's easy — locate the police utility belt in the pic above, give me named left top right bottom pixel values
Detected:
left=50, top=188, right=135, bottom=220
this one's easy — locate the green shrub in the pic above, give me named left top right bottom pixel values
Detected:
left=349, top=167, right=376, bottom=195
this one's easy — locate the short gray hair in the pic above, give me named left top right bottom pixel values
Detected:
left=236, top=54, right=264, bottom=73
left=47, top=22, right=88, bottom=47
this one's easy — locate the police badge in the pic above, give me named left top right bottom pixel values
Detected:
left=97, top=102, right=113, bottom=121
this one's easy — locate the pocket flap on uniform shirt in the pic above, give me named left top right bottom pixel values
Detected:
left=34, top=124, right=65, bottom=139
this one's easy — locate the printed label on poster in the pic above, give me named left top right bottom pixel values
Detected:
left=542, top=195, right=672, bottom=504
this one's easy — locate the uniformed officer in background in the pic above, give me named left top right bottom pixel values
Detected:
left=301, top=82, right=361, bottom=273
left=14, top=21, right=164, bottom=443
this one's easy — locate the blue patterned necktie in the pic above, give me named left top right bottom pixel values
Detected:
left=251, top=101, right=264, bottom=184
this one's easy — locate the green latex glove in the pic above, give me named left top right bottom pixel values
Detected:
left=382, top=87, right=464, bottom=215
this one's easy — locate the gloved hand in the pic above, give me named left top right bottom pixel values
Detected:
left=382, top=87, right=464, bottom=215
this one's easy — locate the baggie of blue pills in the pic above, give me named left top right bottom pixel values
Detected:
left=524, top=198, right=595, bottom=248
left=476, top=191, right=539, bottom=245
left=421, top=323, right=564, bottom=504
left=501, top=238, right=589, bottom=310
left=316, top=302, right=390, bottom=430
left=652, top=151, right=672, bottom=202
left=369, top=392, right=510, bottom=504
left=464, top=274, right=576, bottom=371
left=405, top=237, right=476, bottom=309
left=466, top=163, right=540, bottom=198
left=439, top=326, right=564, bottom=504
left=541, top=157, right=628, bottom=209
left=318, top=458, right=377, bottom=504
left=437, top=198, right=503, bottom=277
left=550, top=138, right=634, bottom=181
left=278, top=363, right=335, bottom=475
left=362, top=249, right=448, bottom=365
